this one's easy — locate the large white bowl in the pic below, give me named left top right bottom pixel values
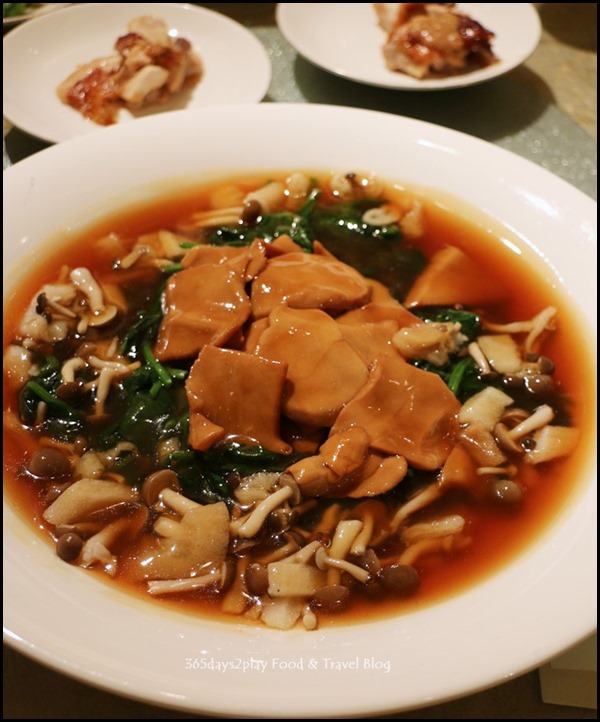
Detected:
left=3, top=104, right=597, bottom=718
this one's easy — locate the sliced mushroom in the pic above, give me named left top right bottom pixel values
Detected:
left=402, top=514, right=465, bottom=544
left=459, top=423, right=507, bottom=467
left=260, top=597, right=305, bottom=630
left=42, top=478, right=138, bottom=526
left=141, top=491, right=230, bottom=579
left=267, top=560, right=326, bottom=597
left=459, top=387, right=514, bottom=431
left=476, top=334, right=522, bottom=374
left=524, top=425, right=580, bottom=464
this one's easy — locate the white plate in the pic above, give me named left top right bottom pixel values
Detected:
left=276, top=3, right=541, bottom=90
left=3, top=3, right=71, bottom=27
left=2, top=3, right=271, bottom=143
left=3, top=104, right=597, bottom=718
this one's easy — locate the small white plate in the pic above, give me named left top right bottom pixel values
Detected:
left=276, top=3, right=541, bottom=90
left=2, top=3, right=272, bottom=143
left=3, top=3, right=71, bottom=27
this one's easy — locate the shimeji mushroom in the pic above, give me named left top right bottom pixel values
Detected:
left=19, top=284, right=77, bottom=343
left=321, top=519, right=367, bottom=585
left=262, top=530, right=371, bottom=630
left=313, top=546, right=370, bottom=584
left=402, top=514, right=465, bottom=545
left=329, top=171, right=383, bottom=199
left=260, top=540, right=326, bottom=630
left=233, top=471, right=280, bottom=506
left=492, top=403, right=578, bottom=463
left=483, top=306, right=557, bottom=357
left=459, top=423, right=507, bottom=467
left=69, top=267, right=118, bottom=334
left=230, top=474, right=300, bottom=539
left=243, top=181, right=285, bottom=216
left=140, top=488, right=230, bottom=580
left=350, top=500, right=385, bottom=556
left=399, top=514, right=467, bottom=565
left=456, top=387, right=517, bottom=467
left=120, top=230, right=195, bottom=270
left=266, top=559, right=326, bottom=598
left=390, top=483, right=442, bottom=531
left=147, top=566, right=224, bottom=596
left=4, top=344, right=34, bottom=390
left=284, top=172, right=311, bottom=211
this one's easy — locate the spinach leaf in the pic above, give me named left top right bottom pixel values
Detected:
left=120, top=283, right=166, bottom=359
left=414, top=356, right=487, bottom=402
left=165, top=441, right=307, bottom=505
left=19, top=355, right=84, bottom=441
left=312, top=198, right=401, bottom=242
left=208, top=210, right=314, bottom=251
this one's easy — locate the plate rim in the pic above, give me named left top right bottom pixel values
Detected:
left=276, top=2, right=542, bottom=91
left=2, top=2, right=272, bottom=144
left=3, top=103, right=597, bottom=718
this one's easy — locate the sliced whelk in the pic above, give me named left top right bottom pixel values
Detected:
left=255, top=305, right=369, bottom=427
left=250, top=251, right=371, bottom=319
left=154, top=263, right=251, bottom=362
left=182, top=238, right=267, bottom=281
left=331, top=351, right=460, bottom=470
left=336, top=320, right=398, bottom=366
left=185, top=345, right=291, bottom=454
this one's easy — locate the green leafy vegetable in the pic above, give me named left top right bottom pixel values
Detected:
left=414, top=355, right=486, bottom=402
left=208, top=187, right=321, bottom=251
left=19, top=355, right=84, bottom=441
left=120, top=284, right=165, bottom=359
left=166, top=441, right=307, bottom=505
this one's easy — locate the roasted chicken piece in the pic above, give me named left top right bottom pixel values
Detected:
left=57, top=15, right=202, bottom=125
left=373, top=3, right=498, bottom=79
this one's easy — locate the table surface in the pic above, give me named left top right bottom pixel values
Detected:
left=3, top=3, right=597, bottom=719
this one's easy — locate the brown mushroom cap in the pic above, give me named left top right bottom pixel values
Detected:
left=141, top=469, right=181, bottom=506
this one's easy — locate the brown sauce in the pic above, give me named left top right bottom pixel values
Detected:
left=2, top=170, right=595, bottom=628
